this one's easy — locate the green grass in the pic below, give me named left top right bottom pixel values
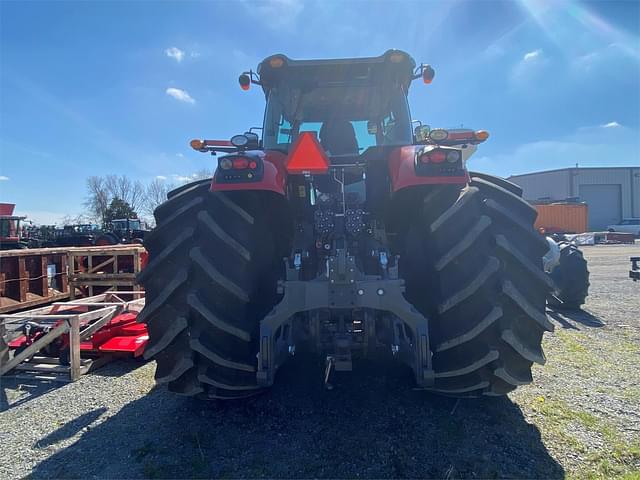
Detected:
left=529, top=396, right=639, bottom=479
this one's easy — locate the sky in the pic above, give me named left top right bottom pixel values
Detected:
left=0, top=0, right=639, bottom=224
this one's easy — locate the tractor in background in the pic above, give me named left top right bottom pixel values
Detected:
left=631, top=257, right=639, bottom=282
left=543, top=234, right=590, bottom=310
left=97, top=218, right=149, bottom=245
left=0, top=203, right=28, bottom=250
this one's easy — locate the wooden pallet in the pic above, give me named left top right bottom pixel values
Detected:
left=0, top=292, right=145, bottom=382
left=7, top=355, right=113, bottom=382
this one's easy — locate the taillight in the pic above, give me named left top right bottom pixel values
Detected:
left=232, top=158, right=249, bottom=169
left=219, top=156, right=258, bottom=170
left=420, top=149, right=446, bottom=163
left=216, top=155, right=263, bottom=184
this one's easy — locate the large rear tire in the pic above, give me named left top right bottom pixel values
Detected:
left=548, top=242, right=589, bottom=310
left=138, top=181, right=289, bottom=399
left=403, top=173, right=554, bottom=396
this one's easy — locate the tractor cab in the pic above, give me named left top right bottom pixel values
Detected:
left=257, top=51, right=418, bottom=161
left=191, top=51, right=488, bottom=199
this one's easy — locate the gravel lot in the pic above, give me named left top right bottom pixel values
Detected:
left=1, top=243, right=638, bottom=479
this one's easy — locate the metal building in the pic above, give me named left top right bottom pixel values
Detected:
left=508, top=167, right=640, bottom=230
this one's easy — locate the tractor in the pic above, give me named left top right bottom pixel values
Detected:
left=97, top=218, right=149, bottom=245
left=0, top=203, right=28, bottom=250
left=543, top=233, right=590, bottom=310
left=138, top=51, right=553, bottom=399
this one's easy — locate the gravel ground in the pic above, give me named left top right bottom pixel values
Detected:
left=1, top=243, right=638, bottom=479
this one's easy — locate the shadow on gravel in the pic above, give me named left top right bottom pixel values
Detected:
left=30, top=356, right=564, bottom=479
left=35, top=407, right=107, bottom=448
left=0, top=359, right=148, bottom=412
left=547, top=308, right=605, bottom=329
left=0, top=377, right=59, bottom=412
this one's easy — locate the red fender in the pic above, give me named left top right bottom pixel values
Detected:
left=388, top=146, right=469, bottom=193
left=211, top=150, right=288, bottom=196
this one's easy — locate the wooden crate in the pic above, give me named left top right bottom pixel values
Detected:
left=0, top=292, right=145, bottom=381
left=67, top=245, right=145, bottom=299
left=0, top=247, right=70, bottom=313
left=1, top=245, right=146, bottom=313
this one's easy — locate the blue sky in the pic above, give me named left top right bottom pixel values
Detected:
left=1, top=0, right=639, bottom=224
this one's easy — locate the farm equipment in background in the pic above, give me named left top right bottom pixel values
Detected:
left=139, top=50, right=554, bottom=400
left=0, top=203, right=28, bottom=250
left=97, top=218, right=149, bottom=245
left=50, top=224, right=102, bottom=247
left=631, top=257, right=640, bottom=282
left=543, top=234, right=590, bottom=310
left=8, top=310, right=148, bottom=364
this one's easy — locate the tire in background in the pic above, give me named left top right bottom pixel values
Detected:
left=548, top=242, right=590, bottom=310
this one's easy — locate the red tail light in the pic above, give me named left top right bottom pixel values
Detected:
left=232, top=158, right=250, bottom=169
left=285, top=132, right=330, bottom=175
left=420, top=149, right=446, bottom=163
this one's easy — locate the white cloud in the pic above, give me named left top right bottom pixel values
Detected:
left=176, top=153, right=184, bottom=158
left=523, top=49, right=542, bottom=61
left=166, top=87, right=195, bottom=104
left=190, top=51, right=201, bottom=58
left=0, top=175, right=9, bottom=181
left=155, top=175, right=167, bottom=180
left=165, top=47, right=185, bottom=62
left=601, top=121, right=621, bottom=128
left=511, top=49, right=548, bottom=85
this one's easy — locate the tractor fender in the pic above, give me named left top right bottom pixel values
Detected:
left=211, top=150, right=287, bottom=196
left=388, top=146, right=469, bottom=193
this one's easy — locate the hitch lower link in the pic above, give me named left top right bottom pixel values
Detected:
left=256, top=251, right=435, bottom=388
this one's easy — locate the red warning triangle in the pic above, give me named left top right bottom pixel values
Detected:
left=285, top=132, right=330, bottom=175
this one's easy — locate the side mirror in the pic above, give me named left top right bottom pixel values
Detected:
left=244, top=132, right=260, bottom=149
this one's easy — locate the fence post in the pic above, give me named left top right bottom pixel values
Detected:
left=69, top=315, right=81, bottom=381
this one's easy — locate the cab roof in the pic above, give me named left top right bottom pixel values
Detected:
left=257, top=50, right=417, bottom=94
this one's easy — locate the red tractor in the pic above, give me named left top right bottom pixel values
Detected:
left=0, top=203, right=28, bottom=250
left=138, top=51, right=553, bottom=399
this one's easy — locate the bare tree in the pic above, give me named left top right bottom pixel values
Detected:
left=84, top=176, right=110, bottom=225
left=59, top=213, right=91, bottom=226
left=104, top=175, right=145, bottom=213
left=84, top=173, right=210, bottom=228
left=144, top=178, right=175, bottom=219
